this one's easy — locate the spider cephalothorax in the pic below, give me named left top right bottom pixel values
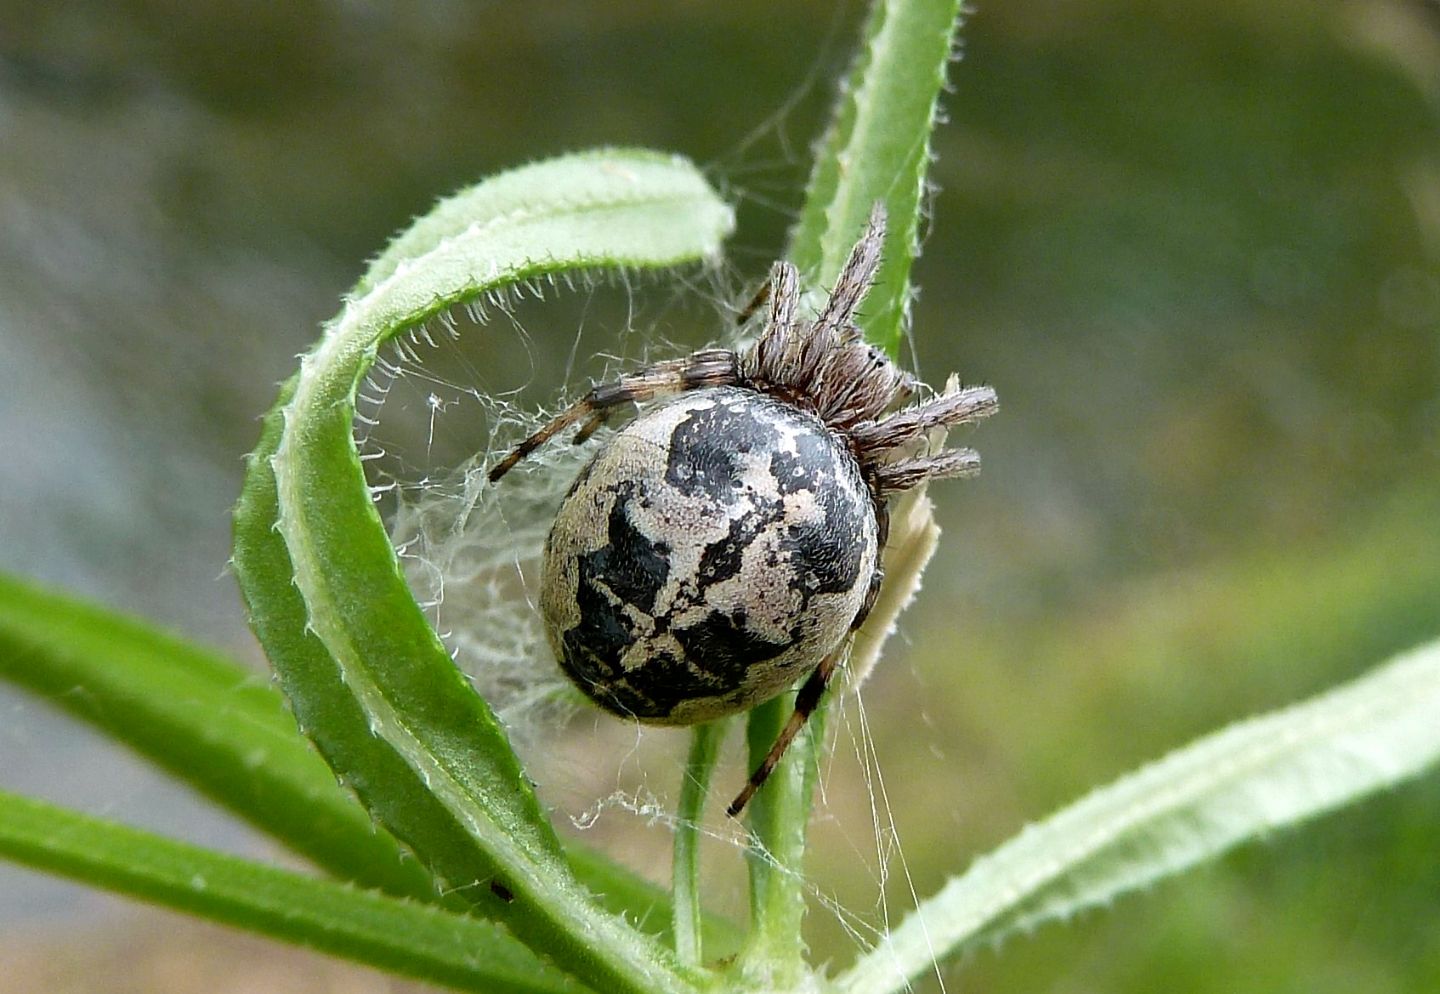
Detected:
left=489, top=205, right=997, bottom=815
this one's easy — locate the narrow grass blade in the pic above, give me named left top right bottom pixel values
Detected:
left=837, top=640, right=1440, bottom=994
left=0, top=790, right=582, bottom=994
left=0, top=571, right=442, bottom=904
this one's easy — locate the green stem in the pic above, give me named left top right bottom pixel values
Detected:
left=672, top=720, right=727, bottom=965
left=733, top=697, right=826, bottom=988
left=726, top=0, right=967, bottom=985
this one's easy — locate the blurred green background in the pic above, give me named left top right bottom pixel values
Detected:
left=2, top=1, right=1438, bottom=991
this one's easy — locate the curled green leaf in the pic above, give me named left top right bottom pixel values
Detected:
left=234, top=149, right=733, bottom=994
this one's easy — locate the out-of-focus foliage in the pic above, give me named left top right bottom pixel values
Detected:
left=2, top=1, right=1437, bottom=992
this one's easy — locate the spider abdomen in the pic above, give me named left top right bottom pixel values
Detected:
left=540, top=386, right=878, bottom=725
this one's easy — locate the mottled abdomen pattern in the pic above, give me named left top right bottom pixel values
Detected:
left=540, top=386, right=878, bottom=725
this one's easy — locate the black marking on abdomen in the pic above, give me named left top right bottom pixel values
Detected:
left=674, top=610, right=790, bottom=685
left=696, top=502, right=781, bottom=586
left=591, top=650, right=723, bottom=720
left=579, top=483, right=670, bottom=615
left=663, top=392, right=772, bottom=499
left=782, top=467, right=869, bottom=597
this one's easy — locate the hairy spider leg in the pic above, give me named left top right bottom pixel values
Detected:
left=849, top=385, right=1000, bottom=458
left=733, top=267, right=777, bottom=328
left=814, top=205, right=886, bottom=332
left=748, top=259, right=806, bottom=371
left=871, top=448, right=982, bottom=496
left=846, top=385, right=998, bottom=497
left=798, top=205, right=886, bottom=377
left=487, top=348, right=740, bottom=482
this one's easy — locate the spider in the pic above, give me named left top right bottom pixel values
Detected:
left=489, top=204, right=997, bottom=817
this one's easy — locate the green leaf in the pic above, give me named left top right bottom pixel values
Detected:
left=788, top=0, right=966, bottom=356
left=234, top=149, right=732, bottom=994
left=0, top=790, right=582, bottom=994
left=836, top=639, right=1440, bottom=994
left=0, top=571, right=738, bottom=943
